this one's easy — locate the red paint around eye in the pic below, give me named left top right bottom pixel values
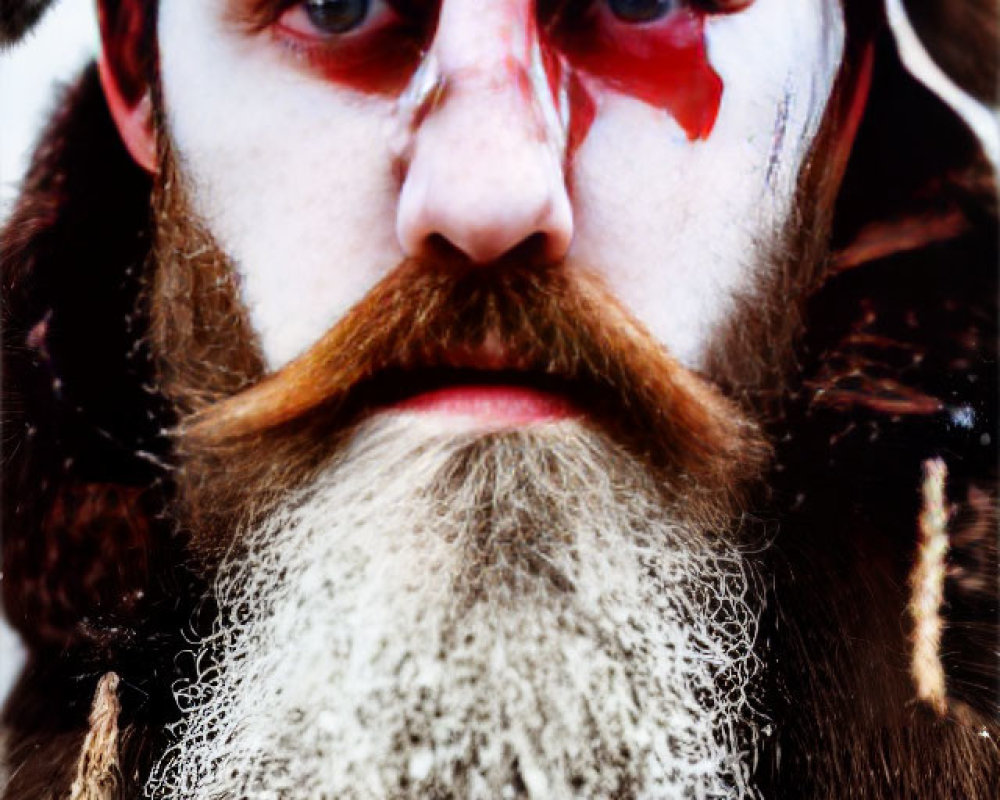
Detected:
left=274, top=13, right=432, bottom=95
left=279, top=1, right=722, bottom=147
left=549, top=7, right=722, bottom=141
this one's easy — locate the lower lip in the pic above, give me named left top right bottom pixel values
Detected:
left=394, top=385, right=576, bottom=425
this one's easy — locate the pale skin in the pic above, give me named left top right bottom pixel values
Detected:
left=102, top=0, right=846, bottom=422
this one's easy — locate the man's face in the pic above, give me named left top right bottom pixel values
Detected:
left=140, top=1, right=854, bottom=796
left=156, top=0, right=845, bottom=373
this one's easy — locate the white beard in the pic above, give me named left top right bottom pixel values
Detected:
left=145, top=414, right=762, bottom=799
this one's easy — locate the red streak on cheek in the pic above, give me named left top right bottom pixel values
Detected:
left=553, top=9, right=723, bottom=142
left=539, top=29, right=565, bottom=113
left=535, top=32, right=595, bottom=162
left=565, top=71, right=597, bottom=160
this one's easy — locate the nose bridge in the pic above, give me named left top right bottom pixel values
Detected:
left=435, top=0, right=534, bottom=93
left=394, top=0, right=572, bottom=264
left=434, top=0, right=565, bottom=150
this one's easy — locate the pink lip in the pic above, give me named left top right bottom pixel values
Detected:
left=394, top=384, right=576, bottom=424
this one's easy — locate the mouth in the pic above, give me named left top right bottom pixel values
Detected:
left=354, top=366, right=583, bottom=427
left=339, top=334, right=593, bottom=427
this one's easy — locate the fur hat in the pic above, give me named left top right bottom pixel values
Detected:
left=0, top=0, right=55, bottom=46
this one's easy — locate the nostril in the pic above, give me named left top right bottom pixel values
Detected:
left=508, top=232, right=553, bottom=265
left=419, top=230, right=559, bottom=270
left=422, top=233, right=469, bottom=265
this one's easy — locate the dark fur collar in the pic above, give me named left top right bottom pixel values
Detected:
left=1, top=66, right=194, bottom=799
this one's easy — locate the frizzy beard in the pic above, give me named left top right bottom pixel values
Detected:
left=145, top=414, right=765, bottom=799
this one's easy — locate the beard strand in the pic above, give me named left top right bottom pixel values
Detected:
left=144, top=414, right=763, bottom=799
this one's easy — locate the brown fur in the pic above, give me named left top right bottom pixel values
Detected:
left=904, top=0, right=999, bottom=104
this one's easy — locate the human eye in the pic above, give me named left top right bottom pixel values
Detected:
left=542, top=0, right=754, bottom=27
left=605, top=0, right=677, bottom=24
left=603, top=0, right=755, bottom=23
left=277, top=0, right=390, bottom=39
left=254, top=0, right=433, bottom=93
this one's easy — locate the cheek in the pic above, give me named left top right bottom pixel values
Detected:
left=567, top=0, right=845, bottom=368
left=705, top=0, right=845, bottom=198
left=569, top=100, right=756, bottom=368
left=158, top=2, right=403, bottom=369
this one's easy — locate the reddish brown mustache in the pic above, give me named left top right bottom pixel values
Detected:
left=178, top=259, right=766, bottom=493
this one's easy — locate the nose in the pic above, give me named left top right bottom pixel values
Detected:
left=395, top=1, right=573, bottom=265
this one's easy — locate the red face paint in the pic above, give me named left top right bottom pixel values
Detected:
left=272, top=1, right=437, bottom=95
left=532, top=14, right=596, bottom=160
left=544, top=5, right=723, bottom=142
left=274, top=1, right=723, bottom=144
left=564, top=70, right=598, bottom=159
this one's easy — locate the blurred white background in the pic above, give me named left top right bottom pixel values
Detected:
left=0, top=0, right=98, bottom=710
left=1, top=0, right=98, bottom=217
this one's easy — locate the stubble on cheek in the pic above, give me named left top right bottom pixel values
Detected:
left=147, top=147, right=268, bottom=419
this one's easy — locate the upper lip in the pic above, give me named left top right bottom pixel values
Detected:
left=435, top=334, right=532, bottom=372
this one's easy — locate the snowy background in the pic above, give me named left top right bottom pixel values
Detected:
left=1, top=0, right=98, bottom=217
